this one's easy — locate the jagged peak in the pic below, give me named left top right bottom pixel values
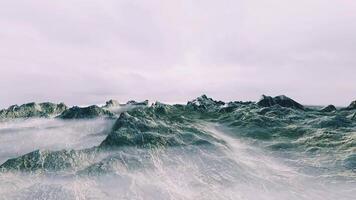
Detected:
left=200, top=94, right=208, bottom=99
left=152, top=101, right=167, bottom=106
left=126, top=100, right=149, bottom=106
left=257, top=95, right=304, bottom=110
left=0, top=102, right=68, bottom=119
left=4, top=102, right=67, bottom=110
left=187, top=95, right=225, bottom=111
left=345, top=100, right=356, bottom=110
left=58, top=105, right=114, bottom=119
left=320, top=104, right=337, bottom=112
left=261, top=95, right=290, bottom=101
left=188, top=95, right=224, bottom=105
left=104, top=99, right=120, bottom=108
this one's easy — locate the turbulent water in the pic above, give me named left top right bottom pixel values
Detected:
left=0, top=95, right=355, bottom=200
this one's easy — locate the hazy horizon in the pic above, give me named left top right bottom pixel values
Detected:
left=0, top=93, right=353, bottom=110
left=1, top=0, right=355, bottom=108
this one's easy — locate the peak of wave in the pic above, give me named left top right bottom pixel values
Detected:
left=58, top=105, right=114, bottom=119
left=320, top=104, right=337, bottom=112
left=103, top=99, right=120, bottom=108
left=0, top=102, right=67, bottom=119
left=257, top=95, right=304, bottom=110
left=187, top=95, right=225, bottom=111
left=345, top=100, right=356, bottom=110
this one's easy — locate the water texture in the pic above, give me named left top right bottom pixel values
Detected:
left=0, top=95, right=355, bottom=199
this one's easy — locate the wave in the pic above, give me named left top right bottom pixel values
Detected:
left=0, top=95, right=355, bottom=199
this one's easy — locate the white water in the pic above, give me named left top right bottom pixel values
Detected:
left=0, top=118, right=114, bottom=164
left=0, top=119, right=355, bottom=200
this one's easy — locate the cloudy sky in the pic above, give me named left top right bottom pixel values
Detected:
left=0, top=0, right=355, bottom=107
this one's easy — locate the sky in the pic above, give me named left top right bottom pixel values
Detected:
left=0, top=0, right=356, bottom=108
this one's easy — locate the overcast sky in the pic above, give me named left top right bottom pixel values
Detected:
left=0, top=0, right=355, bottom=108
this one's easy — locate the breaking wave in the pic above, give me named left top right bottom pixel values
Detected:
left=0, top=95, right=355, bottom=199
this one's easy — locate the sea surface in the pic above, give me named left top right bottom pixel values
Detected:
left=0, top=97, right=355, bottom=200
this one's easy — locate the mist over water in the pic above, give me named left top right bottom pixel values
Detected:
left=0, top=118, right=355, bottom=200
left=0, top=118, right=114, bottom=164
